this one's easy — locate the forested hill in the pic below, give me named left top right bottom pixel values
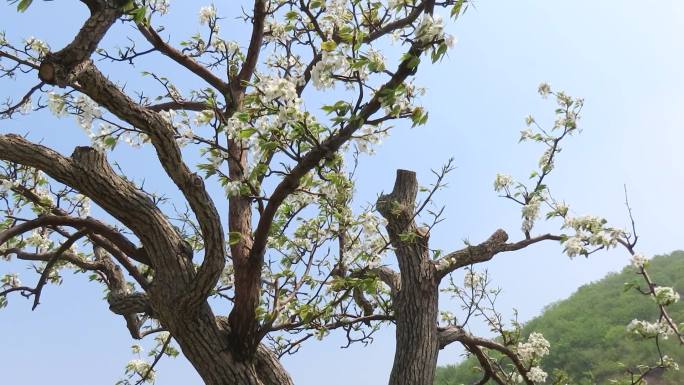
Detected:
left=435, top=251, right=684, bottom=385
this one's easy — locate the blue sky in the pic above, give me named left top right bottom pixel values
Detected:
left=2, top=1, right=684, bottom=384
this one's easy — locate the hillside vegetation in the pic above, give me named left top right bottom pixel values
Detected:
left=435, top=251, right=684, bottom=385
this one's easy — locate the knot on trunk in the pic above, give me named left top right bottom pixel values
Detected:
left=39, top=57, right=93, bottom=88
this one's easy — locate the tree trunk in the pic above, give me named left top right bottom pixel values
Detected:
left=377, top=170, right=441, bottom=385
left=158, top=305, right=294, bottom=385
left=389, top=277, right=440, bottom=385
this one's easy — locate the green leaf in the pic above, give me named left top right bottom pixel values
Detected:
left=321, top=40, right=337, bottom=52
left=285, top=10, right=299, bottom=21
left=623, top=281, right=639, bottom=293
left=131, top=7, right=148, bottom=24
left=16, top=0, right=33, bottom=12
left=228, top=232, right=242, bottom=245
left=104, top=136, right=118, bottom=149
left=450, top=0, right=466, bottom=19
left=238, top=127, right=257, bottom=139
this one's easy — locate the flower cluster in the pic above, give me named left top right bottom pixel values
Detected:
left=311, top=50, right=349, bottom=90
left=150, top=0, right=170, bottom=15
left=124, top=359, right=155, bottom=383
left=654, top=286, right=680, bottom=306
left=561, top=215, right=623, bottom=258
left=1, top=273, right=21, bottom=289
left=25, top=36, right=49, bottom=57
left=463, top=270, right=484, bottom=289
left=319, top=0, right=348, bottom=38
left=25, top=230, right=53, bottom=250
left=521, top=195, right=542, bottom=233
left=415, top=14, right=445, bottom=43
left=517, top=332, right=550, bottom=363
left=626, top=319, right=675, bottom=339
left=198, top=5, right=216, bottom=25
left=662, top=355, right=680, bottom=371
left=493, top=173, right=513, bottom=193
left=526, top=366, right=548, bottom=383
left=0, top=179, right=17, bottom=193
left=353, top=125, right=387, bottom=155
left=630, top=252, right=647, bottom=269
left=48, top=92, right=66, bottom=117
left=73, top=95, right=102, bottom=131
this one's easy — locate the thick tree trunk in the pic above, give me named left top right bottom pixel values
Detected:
left=378, top=170, right=441, bottom=385
left=158, top=306, right=294, bottom=385
left=389, top=279, right=440, bottom=385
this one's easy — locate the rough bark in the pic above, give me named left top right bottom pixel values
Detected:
left=377, top=170, right=440, bottom=385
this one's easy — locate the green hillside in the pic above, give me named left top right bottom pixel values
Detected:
left=436, top=251, right=684, bottom=385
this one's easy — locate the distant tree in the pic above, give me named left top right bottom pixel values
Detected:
left=0, top=1, right=679, bottom=385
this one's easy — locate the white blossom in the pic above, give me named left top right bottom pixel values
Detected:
left=225, top=181, right=243, bottom=197
left=537, top=82, right=551, bottom=98
left=1, top=273, right=21, bottom=288
left=25, top=36, right=49, bottom=57
left=75, top=194, right=91, bottom=217
left=25, top=230, right=52, bottom=249
left=415, top=14, right=445, bottom=43
left=319, top=0, right=347, bottom=37
left=654, top=286, right=680, bottom=306
left=264, top=18, right=290, bottom=43
left=311, top=50, right=349, bottom=90
left=440, top=310, right=456, bottom=324
left=562, top=236, right=584, bottom=258
left=74, top=95, right=102, bottom=131
left=662, top=355, right=680, bottom=371
left=367, top=48, right=386, bottom=72
left=258, top=76, right=300, bottom=104
left=493, top=173, right=513, bottom=192
left=150, top=0, right=170, bottom=15
left=521, top=195, right=542, bottom=232
left=0, top=179, right=16, bottom=193
left=517, top=332, right=550, bottom=363
left=193, top=110, right=215, bottom=126
left=48, top=92, right=66, bottom=117
left=18, top=97, right=32, bottom=114
left=199, top=5, right=216, bottom=25
left=526, top=366, right=547, bottom=383
left=626, top=319, right=675, bottom=339
left=463, top=270, right=484, bottom=289
left=353, top=125, right=387, bottom=154
left=630, top=252, right=647, bottom=269
left=519, top=127, right=534, bottom=142
left=445, top=34, right=457, bottom=48
left=125, top=359, right=155, bottom=382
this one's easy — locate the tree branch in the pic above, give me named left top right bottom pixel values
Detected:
left=438, top=325, right=535, bottom=385
left=251, top=43, right=427, bottom=262
left=69, top=64, right=226, bottom=306
left=230, top=0, right=267, bottom=103
left=38, top=0, right=122, bottom=86
left=436, top=230, right=562, bottom=279
left=31, top=229, right=89, bottom=309
left=5, top=181, right=149, bottom=287
left=0, top=214, right=145, bottom=264
left=136, top=23, right=230, bottom=94
left=0, top=135, right=182, bottom=271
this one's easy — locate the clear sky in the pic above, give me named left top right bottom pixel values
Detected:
left=2, top=1, right=684, bottom=385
